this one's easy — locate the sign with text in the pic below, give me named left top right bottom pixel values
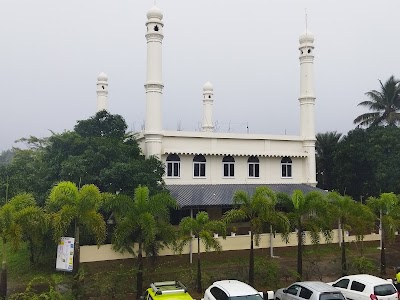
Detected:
left=56, top=237, right=75, bottom=272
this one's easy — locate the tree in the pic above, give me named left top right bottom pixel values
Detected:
left=107, top=186, right=177, bottom=299
left=327, top=192, right=374, bottom=276
left=46, top=181, right=106, bottom=273
left=367, top=192, right=400, bottom=276
left=179, top=211, right=226, bottom=293
left=354, top=75, right=400, bottom=128
left=0, top=193, right=41, bottom=298
left=223, top=187, right=289, bottom=285
left=316, top=131, right=342, bottom=190
left=278, top=190, right=331, bottom=280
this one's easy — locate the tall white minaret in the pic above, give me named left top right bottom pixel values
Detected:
left=299, top=29, right=317, bottom=186
left=96, top=72, right=108, bottom=112
left=144, top=6, right=164, bottom=158
left=202, top=81, right=214, bottom=132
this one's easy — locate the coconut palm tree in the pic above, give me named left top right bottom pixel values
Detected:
left=223, top=187, right=289, bottom=285
left=366, top=192, right=400, bottom=275
left=47, top=181, right=106, bottom=273
left=179, top=211, right=226, bottom=293
left=107, top=186, right=177, bottom=299
left=354, top=76, right=400, bottom=127
left=327, top=192, right=374, bottom=276
left=279, top=190, right=332, bottom=280
left=316, top=131, right=342, bottom=190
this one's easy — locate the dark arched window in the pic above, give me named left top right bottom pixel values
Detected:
left=166, top=154, right=180, bottom=177
left=222, top=155, right=235, bottom=177
left=193, top=154, right=206, bottom=177
left=281, top=156, right=292, bottom=178
left=248, top=156, right=259, bottom=178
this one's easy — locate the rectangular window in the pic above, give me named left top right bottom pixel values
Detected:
left=223, top=163, right=234, bottom=177
left=194, top=162, right=206, bottom=177
left=167, top=162, right=180, bottom=177
left=248, top=163, right=259, bottom=178
left=282, top=164, right=292, bottom=178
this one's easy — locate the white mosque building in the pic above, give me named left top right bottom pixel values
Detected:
left=96, top=6, right=322, bottom=216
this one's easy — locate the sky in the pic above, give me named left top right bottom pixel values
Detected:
left=1, top=0, right=399, bottom=151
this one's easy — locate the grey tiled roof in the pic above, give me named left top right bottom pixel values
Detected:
left=166, top=184, right=327, bottom=208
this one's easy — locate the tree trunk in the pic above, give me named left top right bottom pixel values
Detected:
left=297, top=220, right=302, bottom=281
left=0, top=238, right=7, bottom=299
left=136, top=242, right=144, bottom=300
left=196, top=237, right=202, bottom=294
left=380, top=229, right=386, bottom=276
left=73, top=222, right=80, bottom=275
left=249, top=231, right=254, bottom=285
left=341, top=224, right=347, bottom=276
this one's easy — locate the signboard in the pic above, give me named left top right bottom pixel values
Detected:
left=56, top=237, right=75, bottom=272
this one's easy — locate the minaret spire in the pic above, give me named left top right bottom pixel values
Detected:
left=96, top=72, right=108, bottom=112
left=299, top=27, right=317, bottom=186
left=202, top=81, right=214, bottom=132
left=144, top=5, right=164, bottom=157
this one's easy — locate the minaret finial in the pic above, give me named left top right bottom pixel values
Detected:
left=305, top=8, right=308, bottom=34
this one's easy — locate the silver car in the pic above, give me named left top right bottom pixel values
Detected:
left=275, top=281, right=346, bottom=300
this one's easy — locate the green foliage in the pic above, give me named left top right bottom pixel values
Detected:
left=333, top=126, right=400, bottom=199
left=255, top=258, right=281, bottom=289
left=354, top=75, right=400, bottom=127
left=351, top=256, right=376, bottom=274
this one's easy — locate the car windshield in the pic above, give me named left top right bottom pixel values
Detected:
left=230, top=294, right=264, bottom=300
left=374, top=284, right=397, bottom=296
left=319, top=292, right=346, bottom=300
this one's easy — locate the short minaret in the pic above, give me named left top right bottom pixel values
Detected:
left=202, top=81, right=214, bottom=132
left=144, top=6, right=164, bottom=158
left=298, top=29, right=317, bottom=186
left=96, top=72, right=108, bottom=112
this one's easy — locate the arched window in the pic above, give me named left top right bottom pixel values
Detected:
left=248, top=156, right=259, bottom=178
left=281, top=156, right=292, bottom=178
left=222, top=155, right=235, bottom=177
left=166, top=154, right=180, bottom=177
left=193, top=154, right=206, bottom=177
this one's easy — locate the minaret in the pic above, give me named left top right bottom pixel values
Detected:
left=144, top=6, right=164, bottom=158
left=96, top=72, right=108, bottom=112
left=299, top=29, right=317, bottom=186
left=202, top=81, right=214, bottom=132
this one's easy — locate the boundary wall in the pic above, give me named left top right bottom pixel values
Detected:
left=81, top=229, right=383, bottom=263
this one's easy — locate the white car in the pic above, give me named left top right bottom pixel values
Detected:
left=329, top=274, right=399, bottom=300
left=275, top=281, right=346, bottom=300
left=204, top=280, right=273, bottom=300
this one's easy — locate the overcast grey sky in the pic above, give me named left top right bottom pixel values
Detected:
left=1, top=0, right=399, bottom=151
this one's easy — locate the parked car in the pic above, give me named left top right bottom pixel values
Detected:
left=204, top=280, right=274, bottom=300
left=141, top=281, right=194, bottom=300
left=275, top=281, right=345, bottom=300
left=329, top=274, right=399, bottom=300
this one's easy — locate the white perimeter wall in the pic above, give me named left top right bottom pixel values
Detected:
left=81, top=230, right=382, bottom=263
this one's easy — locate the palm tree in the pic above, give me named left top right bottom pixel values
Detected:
left=107, top=186, right=177, bottom=299
left=179, top=211, right=226, bottom=293
left=354, top=75, right=400, bottom=127
left=316, top=131, right=342, bottom=190
left=367, top=192, right=400, bottom=276
left=327, top=192, right=374, bottom=276
left=223, top=187, right=289, bottom=285
left=0, top=193, right=40, bottom=298
left=279, top=190, right=332, bottom=280
left=46, top=181, right=106, bottom=273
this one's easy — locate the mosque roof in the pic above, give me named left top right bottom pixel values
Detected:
left=166, top=184, right=326, bottom=208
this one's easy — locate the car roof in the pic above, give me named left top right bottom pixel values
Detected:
left=339, top=275, right=391, bottom=285
left=296, top=281, right=341, bottom=293
left=212, top=280, right=258, bottom=297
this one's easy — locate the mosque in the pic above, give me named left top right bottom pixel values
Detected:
left=95, top=5, right=323, bottom=217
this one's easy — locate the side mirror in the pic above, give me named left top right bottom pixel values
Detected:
left=283, top=289, right=288, bottom=294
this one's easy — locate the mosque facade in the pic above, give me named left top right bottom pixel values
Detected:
left=96, top=6, right=321, bottom=211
